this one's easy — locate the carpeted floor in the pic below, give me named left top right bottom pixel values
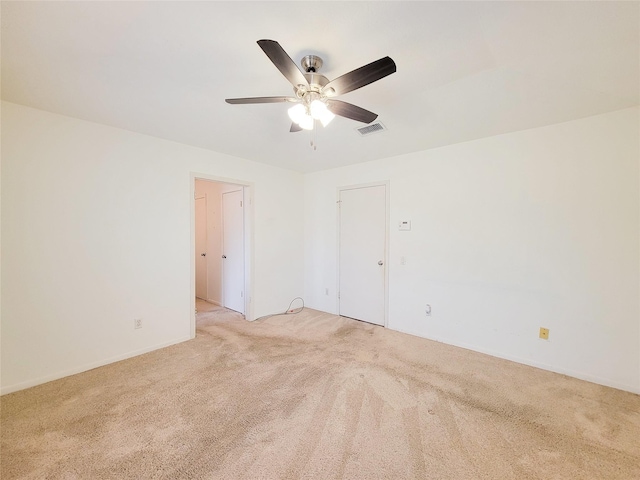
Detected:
left=1, top=301, right=639, bottom=479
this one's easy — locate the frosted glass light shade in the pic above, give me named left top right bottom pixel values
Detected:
left=310, top=100, right=335, bottom=127
left=288, top=104, right=306, bottom=124
left=319, top=109, right=335, bottom=127
left=310, top=100, right=327, bottom=119
left=298, top=115, right=314, bottom=130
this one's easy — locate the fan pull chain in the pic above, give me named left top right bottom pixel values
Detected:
left=310, top=120, right=317, bottom=150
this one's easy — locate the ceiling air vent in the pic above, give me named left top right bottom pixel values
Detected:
left=356, top=122, right=386, bottom=136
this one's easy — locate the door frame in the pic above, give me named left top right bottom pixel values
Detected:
left=194, top=195, right=208, bottom=300
left=190, top=173, right=254, bottom=338
left=336, top=180, right=390, bottom=327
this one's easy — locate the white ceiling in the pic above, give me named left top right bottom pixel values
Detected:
left=2, top=1, right=638, bottom=173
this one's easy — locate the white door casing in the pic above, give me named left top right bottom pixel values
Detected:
left=222, top=189, right=245, bottom=314
left=338, top=184, right=387, bottom=326
left=195, top=196, right=207, bottom=300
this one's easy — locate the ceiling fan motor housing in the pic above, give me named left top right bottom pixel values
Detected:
left=295, top=55, right=331, bottom=99
left=296, top=73, right=330, bottom=97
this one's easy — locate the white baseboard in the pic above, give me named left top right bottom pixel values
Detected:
left=0, top=335, right=192, bottom=396
left=391, top=325, right=640, bottom=395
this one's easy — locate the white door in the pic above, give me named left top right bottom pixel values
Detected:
left=195, top=197, right=207, bottom=300
left=222, top=189, right=245, bottom=314
left=339, top=184, right=387, bottom=326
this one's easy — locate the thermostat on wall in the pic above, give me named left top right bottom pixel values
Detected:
left=399, top=221, right=411, bottom=231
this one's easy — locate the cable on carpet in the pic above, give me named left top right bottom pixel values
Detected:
left=255, top=297, right=304, bottom=321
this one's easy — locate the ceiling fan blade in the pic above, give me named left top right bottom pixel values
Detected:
left=290, top=122, right=303, bottom=133
left=257, top=39, right=309, bottom=88
left=326, top=100, right=378, bottom=124
left=323, top=56, right=396, bottom=96
left=225, top=96, right=297, bottom=104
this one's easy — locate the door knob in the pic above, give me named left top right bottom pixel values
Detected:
left=201, top=253, right=206, bottom=257
left=222, top=255, right=227, bottom=259
left=378, top=260, right=384, bottom=265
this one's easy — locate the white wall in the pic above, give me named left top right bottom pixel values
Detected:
left=3, top=101, right=638, bottom=395
left=1, top=101, right=304, bottom=393
left=304, top=107, right=640, bottom=393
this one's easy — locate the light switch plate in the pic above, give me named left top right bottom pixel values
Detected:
left=399, top=220, right=411, bottom=231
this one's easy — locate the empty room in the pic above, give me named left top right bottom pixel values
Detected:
left=1, top=1, right=639, bottom=479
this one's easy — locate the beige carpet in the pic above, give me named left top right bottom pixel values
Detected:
left=2, top=302, right=639, bottom=479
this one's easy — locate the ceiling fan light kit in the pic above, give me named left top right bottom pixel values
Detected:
left=287, top=93, right=336, bottom=130
left=225, top=40, right=396, bottom=143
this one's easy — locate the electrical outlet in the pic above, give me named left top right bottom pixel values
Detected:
left=425, top=304, right=432, bottom=316
left=134, top=318, right=143, bottom=329
left=539, top=327, right=549, bottom=340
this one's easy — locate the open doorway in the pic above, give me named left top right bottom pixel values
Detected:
left=193, top=178, right=251, bottom=329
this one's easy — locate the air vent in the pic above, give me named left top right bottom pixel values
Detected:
left=356, top=122, right=386, bottom=136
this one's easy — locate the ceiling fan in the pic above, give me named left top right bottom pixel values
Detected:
left=225, top=40, right=396, bottom=133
